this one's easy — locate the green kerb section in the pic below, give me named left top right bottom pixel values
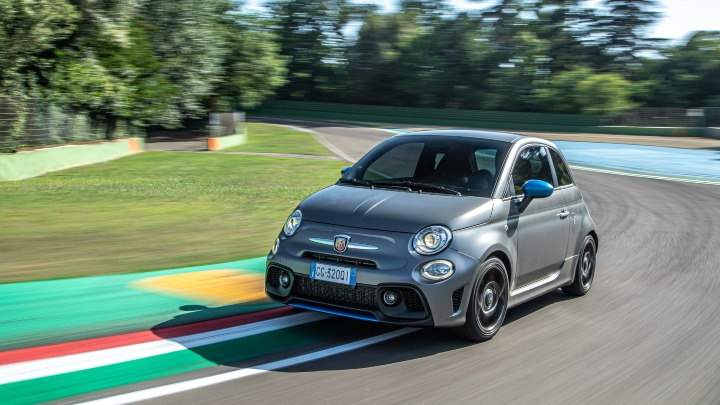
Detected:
left=0, top=257, right=276, bottom=351
left=0, top=321, right=341, bottom=405
left=250, top=100, right=709, bottom=137
left=214, top=132, right=247, bottom=150
left=0, top=138, right=142, bottom=181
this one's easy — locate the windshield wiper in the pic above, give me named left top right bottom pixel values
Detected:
left=337, top=178, right=373, bottom=188
left=369, top=180, right=461, bottom=195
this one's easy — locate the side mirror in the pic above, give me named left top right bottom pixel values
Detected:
left=341, top=166, right=352, bottom=175
left=517, top=180, right=553, bottom=213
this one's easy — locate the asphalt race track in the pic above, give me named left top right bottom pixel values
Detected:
left=77, top=121, right=720, bottom=404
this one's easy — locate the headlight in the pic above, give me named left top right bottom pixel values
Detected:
left=420, top=260, right=455, bottom=281
left=283, top=210, right=302, bottom=237
left=413, top=225, right=452, bottom=255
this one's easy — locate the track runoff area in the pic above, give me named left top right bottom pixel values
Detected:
left=2, top=123, right=720, bottom=404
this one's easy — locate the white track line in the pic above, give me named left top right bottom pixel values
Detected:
left=0, top=312, right=329, bottom=385
left=78, top=328, right=416, bottom=405
left=570, top=165, right=720, bottom=186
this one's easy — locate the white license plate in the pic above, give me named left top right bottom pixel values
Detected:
left=310, top=262, right=357, bottom=286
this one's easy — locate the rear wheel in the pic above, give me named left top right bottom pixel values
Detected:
left=562, top=235, right=596, bottom=296
left=452, top=257, right=508, bottom=342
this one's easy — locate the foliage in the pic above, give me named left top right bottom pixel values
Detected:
left=0, top=0, right=286, bottom=136
left=214, top=21, right=288, bottom=110
left=0, top=0, right=718, bottom=129
left=0, top=0, right=78, bottom=95
left=575, top=73, right=636, bottom=114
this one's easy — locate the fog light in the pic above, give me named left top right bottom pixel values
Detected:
left=420, top=260, right=455, bottom=281
left=279, top=271, right=290, bottom=288
left=383, top=290, right=400, bottom=306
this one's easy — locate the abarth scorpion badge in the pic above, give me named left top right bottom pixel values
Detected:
left=334, top=235, right=350, bottom=253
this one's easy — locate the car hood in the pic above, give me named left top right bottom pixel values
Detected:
left=298, top=185, right=494, bottom=233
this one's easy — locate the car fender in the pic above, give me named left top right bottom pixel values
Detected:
left=449, top=220, right=518, bottom=289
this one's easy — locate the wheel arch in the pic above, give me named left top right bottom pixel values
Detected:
left=588, top=230, right=599, bottom=251
left=480, top=246, right=513, bottom=288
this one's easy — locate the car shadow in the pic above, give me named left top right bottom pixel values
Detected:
left=151, top=289, right=575, bottom=372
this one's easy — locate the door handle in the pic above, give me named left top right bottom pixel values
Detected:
left=558, top=210, right=570, bottom=219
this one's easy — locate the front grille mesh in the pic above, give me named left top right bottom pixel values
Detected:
left=452, top=287, right=464, bottom=312
left=292, top=275, right=379, bottom=309
left=401, top=289, right=424, bottom=312
left=302, top=251, right=377, bottom=268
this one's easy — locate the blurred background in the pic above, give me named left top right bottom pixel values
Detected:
left=1, top=0, right=719, bottom=153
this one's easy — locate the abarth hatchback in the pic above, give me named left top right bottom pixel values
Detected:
left=266, top=130, right=598, bottom=341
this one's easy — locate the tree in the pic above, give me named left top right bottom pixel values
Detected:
left=533, top=67, right=595, bottom=113
left=634, top=31, right=720, bottom=108
left=592, top=0, right=662, bottom=68
left=0, top=0, right=78, bottom=95
left=213, top=19, right=288, bottom=110
left=268, top=0, right=356, bottom=100
left=575, top=72, right=635, bottom=114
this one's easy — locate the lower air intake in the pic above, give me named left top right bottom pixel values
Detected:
left=452, top=287, right=463, bottom=312
left=292, top=275, right=379, bottom=310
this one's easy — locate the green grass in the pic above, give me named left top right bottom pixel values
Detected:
left=0, top=152, right=345, bottom=283
left=225, top=122, right=333, bottom=156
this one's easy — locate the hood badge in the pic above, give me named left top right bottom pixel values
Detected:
left=334, top=235, right=351, bottom=253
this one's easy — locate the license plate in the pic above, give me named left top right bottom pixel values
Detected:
left=310, top=262, right=357, bottom=286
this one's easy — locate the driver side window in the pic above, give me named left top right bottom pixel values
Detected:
left=509, top=146, right=554, bottom=196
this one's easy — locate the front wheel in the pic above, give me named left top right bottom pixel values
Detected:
left=562, top=235, right=596, bottom=296
left=452, top=257, right=509, bottom=342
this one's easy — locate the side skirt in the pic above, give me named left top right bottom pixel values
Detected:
left=507, top=255, right=578, bottom=308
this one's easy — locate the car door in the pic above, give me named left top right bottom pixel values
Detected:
left=547, top=147, right=583, bottom=259
left=508, top=145, right=571, bottom=288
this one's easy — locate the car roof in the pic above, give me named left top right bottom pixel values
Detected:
left=397, top=129, right=527, bottom=144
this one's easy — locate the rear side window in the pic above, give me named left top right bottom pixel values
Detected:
left=549, top=148, right=573, bottom=187
left=510, top=146, right=553, bottom=196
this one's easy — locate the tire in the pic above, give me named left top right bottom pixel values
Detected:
left=452, top=257, right=509, bottom=342
left=562, top=235, right=596, bottom=296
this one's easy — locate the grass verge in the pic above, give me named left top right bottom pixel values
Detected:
left=0, top=152, right=345, bottom=283
left=225, top=122, right=333, bottom=156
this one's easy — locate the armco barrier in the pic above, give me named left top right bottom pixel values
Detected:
left=251, top=101, right=708, bottom=137
left=207, top=132, right=246, bottom=151
left=0, top=138, right=143, bottom=181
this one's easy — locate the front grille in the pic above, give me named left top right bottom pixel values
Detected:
left=401, top=289, right=424, bottom=312
left=452, top=287, right=464, bottom=312
left=267, top=266, right=282, bottom=287
left=302, top=251, right=377, bottom=268
left=292, top=275, right=379, bottom=310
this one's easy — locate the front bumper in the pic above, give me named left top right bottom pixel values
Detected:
left=266, top=263, right=436, bottom=326
left=265, top=222, right=480, bottom=327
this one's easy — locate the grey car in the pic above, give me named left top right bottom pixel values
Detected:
left=266, top=130, right=598, bottom=341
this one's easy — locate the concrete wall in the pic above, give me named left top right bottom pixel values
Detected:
left=0, top=138, right=143, bottom=181
left=706, top=128, right=720, bottom=140
left=207, top=133, right=247, bottom=151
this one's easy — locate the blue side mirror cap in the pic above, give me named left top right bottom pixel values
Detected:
left=517, top=180, right=554, bottom=213
left=523, top=179, right=554, bottom=199
left=341, top=166, right=352, bottom=175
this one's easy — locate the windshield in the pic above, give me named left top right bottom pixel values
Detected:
left=340, top=135, right=511, bottom=197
